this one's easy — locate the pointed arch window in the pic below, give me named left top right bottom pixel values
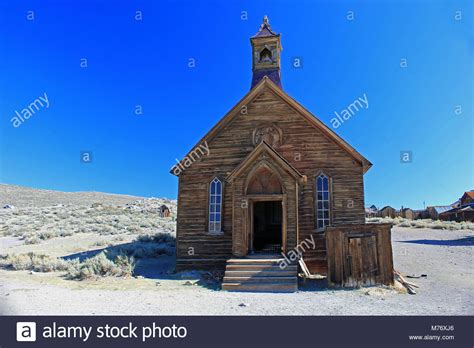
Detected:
left=209, top=177, right=223, bottom=233
left=259, top=47, right=272, bottom=62
left=316, top=174, right=330, bottom=229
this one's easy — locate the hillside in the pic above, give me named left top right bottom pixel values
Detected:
left=0, top=184, right=155, bottom=208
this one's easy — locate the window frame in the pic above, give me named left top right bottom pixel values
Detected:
left=315, top=172, right=332, bottom=231
left=208, top=177, right=224, bottom=234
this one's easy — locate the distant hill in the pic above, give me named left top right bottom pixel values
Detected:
left=0, top=184, right=145, bottom=207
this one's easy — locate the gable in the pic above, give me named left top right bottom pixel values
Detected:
left=226, top=141, right=304, bottom=182
left=171, top=77, right=372, bottom=175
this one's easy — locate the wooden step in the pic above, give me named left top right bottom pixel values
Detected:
left=222, top=257, right=298, bottom=293
left=225, top=265, right=296, bottom=272
left=222, top=281, right=297, bottom=293
left=224, top=276, right=297, bottom=283
left=226, top=258, right=286, bottom=264
left=225, top=269, right=296, bottom=277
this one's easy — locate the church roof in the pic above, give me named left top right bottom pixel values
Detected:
left=171, top=77, right=373, bottom=176
left=251, top=15, right=279, bottom=38
left=251, top=68, right=281, bottom=89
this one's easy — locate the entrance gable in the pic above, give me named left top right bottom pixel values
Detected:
left=227, top=142, right=301, bottom=257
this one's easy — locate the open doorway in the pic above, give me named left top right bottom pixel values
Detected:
left=253, top=201, right=282, bottom=253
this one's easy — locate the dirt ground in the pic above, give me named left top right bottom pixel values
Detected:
left=1, top=227, right=472, bottom=316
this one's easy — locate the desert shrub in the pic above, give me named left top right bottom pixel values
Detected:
left=38, top=230, right=57, bottom=240
left=93, top=240, right=108, bottom=247
left=66, top=252, right=135, bottom=280
left=0, top=252, right=69, bottom=272
left=136, top=232, right=175, bottom=244
left=430, top=223, right=445, bottom=230
left=118, top=243, right=174, bottom=258
left=113, top=235, right=127, bottom=242
left=24, top=235, right=41, bottom=244
left=58, top=229, right=74, bottom=237
left=127, top=226, right=140, bottom=233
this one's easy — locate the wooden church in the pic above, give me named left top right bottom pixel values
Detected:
left=172, top=16, right=393, bottom=292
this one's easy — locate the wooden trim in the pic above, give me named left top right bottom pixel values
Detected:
left=243, top=161, right=286, bottom=195
left=227, top=141, right=303, bottom=183
left=171, top=77, right=372, bottom=176
left=246, top=194, right=285, bottom=201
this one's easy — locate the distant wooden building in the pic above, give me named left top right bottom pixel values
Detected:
left=365, top=205, right=378, bottom=218
left=400, top=207, right=415, bottom=220
left=460, top=191, right=474, bottom=205
left=159, top=205, right=171, bottom=218
left=439, top=191, right=474, bottom=222
left=377, top=206, right=396, bottom=218
left=426, top=206, right=452, bottom=220
left=172, top=17, right=393, bottom=291
left=439, top=204, right=474, bottom=222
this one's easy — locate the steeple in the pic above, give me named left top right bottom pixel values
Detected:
left=250, top=16, right=282, bottom=89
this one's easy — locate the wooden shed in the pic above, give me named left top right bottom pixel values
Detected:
left=400, top=208, right=415, bottom=220
left=426, top=206, right=452, bottom=220
left=159, top=205, right=171, bottom=218
left=377, top=206, right=396, bottom=218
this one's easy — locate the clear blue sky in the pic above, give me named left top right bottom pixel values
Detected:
left=0, top=0, right=472, bottom=209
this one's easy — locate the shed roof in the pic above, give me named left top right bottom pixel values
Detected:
left=462, top=191, right=474, bottom=199
left=428, top=206, right=452, bottom=214
left=379, top=206, right=395, bottom=211
left=439, top=203, right=474, bottom=215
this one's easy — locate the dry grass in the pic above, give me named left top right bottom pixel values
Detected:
left=0, top=252, right=70, bottom=272
left=0, top=251, right=136, bottom=280
left=65, top=252, right=135, bottom=280
left=0, top=198, right=177, bottom=245
left=367, top=217, right=473, bottom=230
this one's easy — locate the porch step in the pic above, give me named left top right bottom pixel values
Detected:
left=222, top=258, right=298, bottom=293
left=222, top=281, right=297, bottom=293
left=224, top=269, right=296, bottom=277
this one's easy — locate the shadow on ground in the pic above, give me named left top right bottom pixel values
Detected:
left=398, top=236, right=474, bottom=247
left=61, top=242, right=221, bottom=290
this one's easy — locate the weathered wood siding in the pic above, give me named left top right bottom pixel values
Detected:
left=176, top=87, right=366, bottom=270
left=326, top=223, right=394, bottom=287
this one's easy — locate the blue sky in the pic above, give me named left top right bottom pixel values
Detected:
left=0, top=0, right=472, bottom=209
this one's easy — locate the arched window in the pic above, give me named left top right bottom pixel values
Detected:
left=315, top=174, right=330, bottom=229
left=209, top=178, right=223, bottom=232
left=259, top=47, right=272, bottom=62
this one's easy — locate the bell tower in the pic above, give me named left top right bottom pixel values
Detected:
left=250, top=16, right=282, bottom=89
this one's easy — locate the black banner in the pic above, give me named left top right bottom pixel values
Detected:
left=0, top=316, right=472, bottom=347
